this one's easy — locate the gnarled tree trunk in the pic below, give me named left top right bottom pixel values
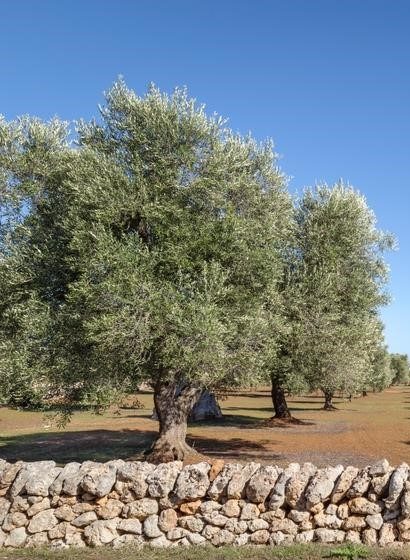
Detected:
left=146, top=381, right=202, bottom=463
left=323, top=389, right=337, bottom=410
left=271, top=379, right=292, bottom=419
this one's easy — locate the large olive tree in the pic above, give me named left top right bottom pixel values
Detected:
left=0, top=82, right=291, bottom=461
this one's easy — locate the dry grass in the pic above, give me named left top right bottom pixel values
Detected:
left=0, top=545, right=409, bottom=560
left=0, top=387, right=409, bottom=467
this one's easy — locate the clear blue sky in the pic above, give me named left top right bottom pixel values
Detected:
left=1, top=0, right=409, bottom=354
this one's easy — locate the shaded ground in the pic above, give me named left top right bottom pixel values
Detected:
left=0, top=387, right=409, bottom=467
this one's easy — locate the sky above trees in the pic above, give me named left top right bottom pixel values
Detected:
left=1, top=0, right=409, bottom=353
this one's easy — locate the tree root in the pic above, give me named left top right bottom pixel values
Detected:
left=144, top=436, right=198, bottom=464
left=262, top=415, right=308, bottom=427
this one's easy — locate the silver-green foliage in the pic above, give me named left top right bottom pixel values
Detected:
left=290, top=184, right=394, bottom=396
left=0, top=82, right=291, bottom=408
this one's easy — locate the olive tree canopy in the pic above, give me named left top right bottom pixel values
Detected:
left=0, top=82, right=292, bottom=460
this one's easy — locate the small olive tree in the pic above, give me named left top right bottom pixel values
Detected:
left=0, top=83, right=292, bottom=461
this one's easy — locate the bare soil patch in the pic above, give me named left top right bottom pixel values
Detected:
left=0, top=387, right=409, bottom=467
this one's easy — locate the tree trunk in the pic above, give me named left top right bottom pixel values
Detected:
left=323, top=390, right=337, bottom=410
left=146, top=381, right=202, bottom=463
left=271, top=380, right=292, bottom=419
left=190, top=391, right=223, bottom=421
left=151, top=389, right=223, bottom=422
left=362, top=390, right=368, bottom=397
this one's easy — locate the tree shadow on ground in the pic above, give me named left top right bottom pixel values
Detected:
left=0, top=428, right=277, bottom=465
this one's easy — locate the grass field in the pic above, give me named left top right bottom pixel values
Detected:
left=0, top=544, right=409, bottom=560
left=0, top=386, right=409, bottom=467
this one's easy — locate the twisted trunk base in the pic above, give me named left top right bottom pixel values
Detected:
left=146, top=382, right=202, bottom=463
left=265, top=379, right=304, bottom=426
left=323, top=390, right=337, bottom=410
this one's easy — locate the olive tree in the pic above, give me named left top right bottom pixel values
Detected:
left=0, top=82, right=291, bottom=461
left=290, top=184, right=393, bottom=410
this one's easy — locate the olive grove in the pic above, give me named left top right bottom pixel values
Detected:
left=0, top=82, right=395, bottom=460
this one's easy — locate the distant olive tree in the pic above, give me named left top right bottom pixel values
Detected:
left=390, top=354, right=410, bottom=385
left=289, top=184, right=394, bottom=410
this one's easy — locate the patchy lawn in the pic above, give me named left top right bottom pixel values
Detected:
left=0, top=544, right=410, bottom=560
left=0, top=387, right=409, bottom=467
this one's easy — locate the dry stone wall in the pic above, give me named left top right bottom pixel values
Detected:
left=0, top=457, right=409, bottom=549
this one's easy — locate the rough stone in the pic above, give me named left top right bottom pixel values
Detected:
left=342, top=516, right=367, bottom=530
left=224, top=518, right=248, bottom=534
left=83, top=519, right=119, bottom=546
left=285, top=462, right=316, bottom=509
left=246, top=465, right=279, bottom=503
left=4, top=527, right=27, bottom=547
left=174, top=462, right=211, bottom=501
left=398, top=518, right=410, bottom=541
left=379, top=521, right=397, bottom=545
left=240, top=502, right=260, bottom=520
left=0, top=462, right=22, bottom=491
left=345, top=530, right=362, bottom=544
left=221, top=499, right=240, bottom=517
left=295, top=530, right=315, bottom=543
left=369, top=459, right=390, bottom=476
left=208, top=460, right=225, bottom=482
left=362, top=527, right=378, bottom=546
left=27, top=497, right=51, bottom=517
left=199, top=500, right=221, bottom=514
left=178, top=515, right=204, bottom=533
left=2, top=512, right=28, bottom=531
left=346, top=468, right=370, bottom=498
left=371, top=471, right=392, bottom=497
left=331, top=466, right=359, bottom=503
left=348, top=497, right=381, bottom=515
left=147, top=461, right=182, bottom=498
left=249, top=529, right=270, bottom=544
left=158, top=508, right=177, bottom=532
left=143, top=514, right=162, bottom=538
left=268, top=463, right=299, bottom=510
left=305, top=465, right=344, bottom=509
left=227, top=462, right=260, bottom=499
left=9, top=496, right=29, bottom=514
left=385, top=463, right=409, bottom=509
left=271, top=517, right=298, bottom=535
left=72, top=511, right=98, bottom=528
left=208, top=463, right=241, bottom=499
left=366, top=513, right=384, bottom=530
left=315, top=528, right=345, bottom=543
left=117, top=518, right=142, bottom=534
left=248, top=518, right=269, bottom=532
left=149, top=534, right=171, bottom=548
left=49, top=462, right=81, bottom=496
left=54, top=505, right=76, bottom=522
left=314, top=512, right=342, bottom=529
left=96, top=499, right=123, bottom=519
left=27, top=510, right=58, bottom=533
left=81, top=462, right=118, bottom=498
left=187, top=532, right=207, bottom=545
left=26, top=531, right=49, bottom=547
left=202, top=511, right=229, bottom=527
left=63, top=461, right=99, bottom=496
left=401, top=485, right=410, bottom=516
left=0, top=498, right=11, bottom=524
left=288, top=509, right=310, bottom=524
left=115, top=461, right=154, bottom=499
left=123, top=498, right=158, bottom=520
left=211, top=528, right=235, bottom=546
left=337, top=503, right=349, bottom=519
left=179, top=500, right=202, bottom=514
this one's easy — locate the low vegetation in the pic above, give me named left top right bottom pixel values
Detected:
left=0, top=544, right=410, bottom=560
